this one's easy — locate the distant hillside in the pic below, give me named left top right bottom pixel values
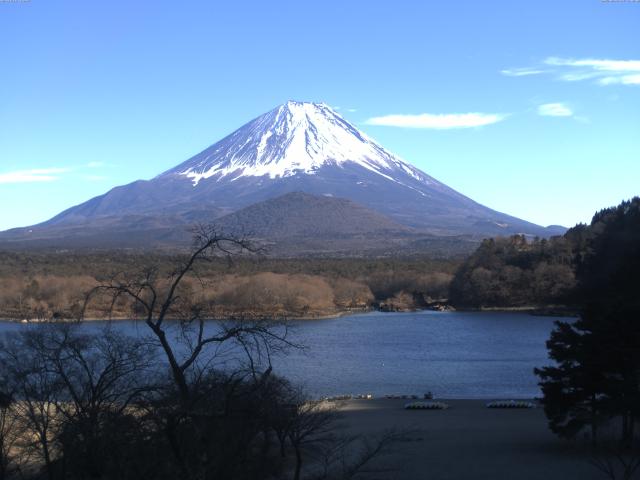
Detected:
left=214, top=192, right=480, bottom=256
left=216, top=192, right=411, bottom=238
left=0, top=214, right=196, bottom=251
left=0, top=192, right=479, bottom=256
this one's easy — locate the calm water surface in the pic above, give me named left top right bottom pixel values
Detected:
left=0, top=310, right=565, bottom=399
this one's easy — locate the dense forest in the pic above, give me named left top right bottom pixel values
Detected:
left=447, top=213, right=624, bottom=310
left=0, top=254, right=459, bottom=320
left=449, top=198, right=640, bottom=312
left=448, top=234, right=578, bottom=309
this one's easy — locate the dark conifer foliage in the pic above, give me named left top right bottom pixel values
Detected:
left=449, top=234, right=576, bottom=308
left=535, top=197, right=640, bottom=445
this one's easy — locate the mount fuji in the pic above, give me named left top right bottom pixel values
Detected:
left=0, top=101, right=564, bottom=252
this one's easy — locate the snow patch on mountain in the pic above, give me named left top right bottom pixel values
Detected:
left=166, top=101, right=439, bottom=189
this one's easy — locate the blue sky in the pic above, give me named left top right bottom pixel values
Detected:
left=1, top=0, right=639, bottom=231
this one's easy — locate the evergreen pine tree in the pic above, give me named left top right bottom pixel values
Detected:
left=536, top=197, right=640, bottom=445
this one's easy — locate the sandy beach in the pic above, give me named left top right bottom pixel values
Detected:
left=333, top=399, right=602, bottom=480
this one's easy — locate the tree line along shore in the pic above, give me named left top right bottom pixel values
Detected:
left=0, top=255, right=457, bottom=321
left=0, top=212, right=604, bottom=322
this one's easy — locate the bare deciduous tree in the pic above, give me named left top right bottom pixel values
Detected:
left=286, top=399, right=338, bottom=480
left=0, top=324, right=157, bottom=480
left=80, top=226, right=304, bottom=480
left=0, top=392, right=22, bottom=480
left=590, top=445, right=640, bottom=480
left=0, top=333, right=61, bottom=480
left=83, top=225, right=296, bottom=404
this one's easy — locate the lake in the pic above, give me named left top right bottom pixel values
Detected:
left=0, top=310, right=566, bottom=399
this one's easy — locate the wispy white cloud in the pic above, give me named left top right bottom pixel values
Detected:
left=0, top=168, right=69, bottom=184
left=544, top=57, right=640, bottom=72
left=332, top=106, right=357, bottom=113
left=502, top=57, right=640, bottom=87
left=598, top=74, right=640, bottom=85
left=538, top=103, right=573, bottom=117
left=557, top=71, right=603, bottom=82
left=0, top=162, right=113, bottom=184
left=501, top=68, right=545, bottom=77
left=365, top=112, right=506, bottom=129
left=546, top=57, right=640, bottom=86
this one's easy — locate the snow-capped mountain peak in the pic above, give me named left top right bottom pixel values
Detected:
left=163, top=101, right=434, bottom=186
left=2, top=100, right=562, bottom=247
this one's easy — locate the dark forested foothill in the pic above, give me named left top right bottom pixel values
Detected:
left=535, top=197, right=640, bottom=447
left=449, top=229, right=583, bottom=310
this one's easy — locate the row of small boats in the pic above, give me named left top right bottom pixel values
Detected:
left=405, top=400, right=537, bottom=410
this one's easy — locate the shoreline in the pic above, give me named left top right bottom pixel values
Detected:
left=322, top=395, right=541, bottom=402
left=0, top=308, right=372, bottom=323
left=457, top=305, right=580, bottom=317
left=0, top=305, right=578, bottom=323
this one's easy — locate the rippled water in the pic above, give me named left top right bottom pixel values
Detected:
left=0, top=310, right=566, bottom=399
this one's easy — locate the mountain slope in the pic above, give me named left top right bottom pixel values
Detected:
left=213, top=192, right=425, bottom=255
left=212, top=192, right=479, bottom=256
left=0, top=192, right=479, bottom=256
